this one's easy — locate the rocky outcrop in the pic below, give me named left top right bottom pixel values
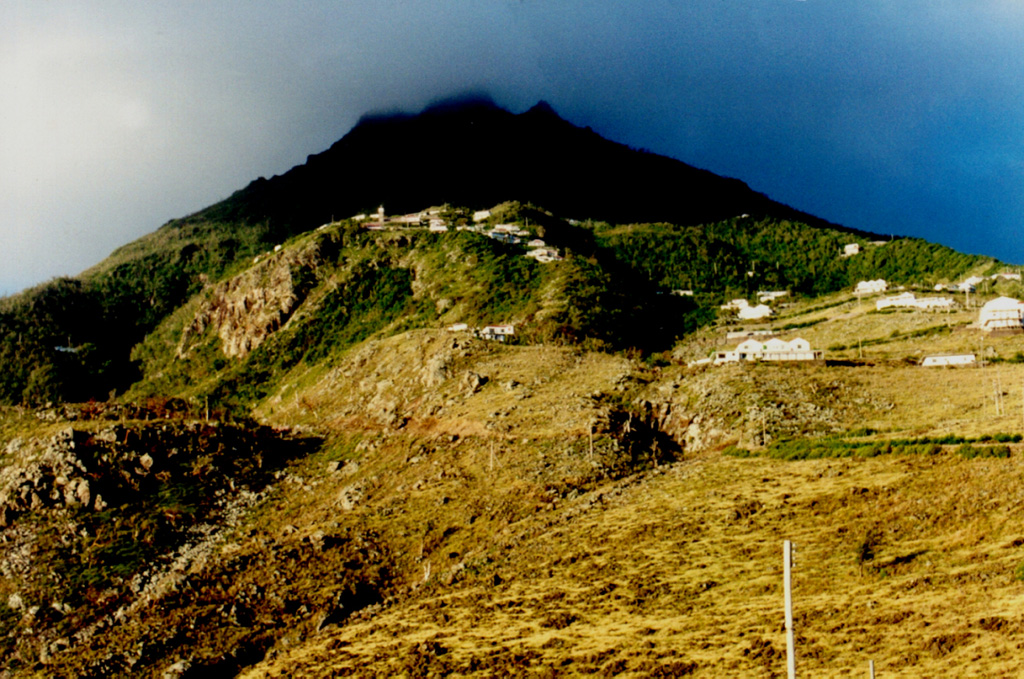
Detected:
left=0, top=416, right=323, bottom=674
left=177, top=240, right=325, bottom=359
left=638, top=367, right=852, bottom=452
left=0, top=429, right=101, bottom=527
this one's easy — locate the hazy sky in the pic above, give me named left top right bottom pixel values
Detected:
left=3, top=1, right=1024, bottom=295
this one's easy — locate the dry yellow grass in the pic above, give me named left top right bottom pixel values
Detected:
left=244, top=451, right=1024, bottom=677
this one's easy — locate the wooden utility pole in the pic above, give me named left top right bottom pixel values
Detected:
left=589, top=423, right=594, bottom=463
left=997, top=374, right=1004, bottom=416
left=869, top=659, right=876, bottom=678
left=784, top=540, right=796, bottom=679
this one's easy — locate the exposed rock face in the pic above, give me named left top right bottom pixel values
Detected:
left=639, top=367, right=851, bottom=452
left=177, top=241, right=324, bottom=359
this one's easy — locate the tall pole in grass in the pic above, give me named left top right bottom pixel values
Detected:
left=784, top=540, right=796, bottom=679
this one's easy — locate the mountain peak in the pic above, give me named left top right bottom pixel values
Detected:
left=524, top=100, right=561, bottom=118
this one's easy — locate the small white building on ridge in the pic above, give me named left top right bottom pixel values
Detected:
left=480, top=324, right=515, bottom=342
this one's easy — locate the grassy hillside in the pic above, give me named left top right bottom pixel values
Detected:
left=124, top=221, right=703, bottom=414
left=4, top=279, right=1024, bottom=674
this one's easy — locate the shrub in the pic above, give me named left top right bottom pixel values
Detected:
left=722, top=445, right=751, bottom=458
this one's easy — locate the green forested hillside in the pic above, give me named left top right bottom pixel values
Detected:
left=590, top=216, right=991, bottom=299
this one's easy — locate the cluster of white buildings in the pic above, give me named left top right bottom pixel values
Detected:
left=875, top=292, right=954, bottom=311
left=720, top=291, right=791, bottom=320
left=714, top=337, right=822, bottom=365
left=355, top=206, right=564, bottom=263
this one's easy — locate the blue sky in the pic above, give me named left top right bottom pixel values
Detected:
left=3, top=1, right=1024, bottom=294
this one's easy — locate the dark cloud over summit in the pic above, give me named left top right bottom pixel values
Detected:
left=3, top=1, right=1023, bottom=294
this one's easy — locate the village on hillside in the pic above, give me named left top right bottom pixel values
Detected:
left=347, top=206, right=565, bottom=263
left=325, top=206, right=559, bottom=345
left=695, top=267, right=1024, bottom=370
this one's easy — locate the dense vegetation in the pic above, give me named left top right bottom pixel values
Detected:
left=725, top=432, right=1022, bottom=460
left=590, top=217, right=991, bottom=301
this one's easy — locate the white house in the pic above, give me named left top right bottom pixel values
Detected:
left=737, top=304, right=773, bottom=320
left=720, top=299, right=750, bottom=311
left=714, top=337, right=822, bottom=364
left=921, top=354, right=976, bottom=367
left=979, top=296, right=1024, bottom=332
left=527, top=239, right=547, bottom=248
left=447, top=323, right=468, bottom=332
left=757, top=290, right=789, bottom=303
left=473, top=210, right=491, bottom=222
left=992, top=272, right=1022, bottom=281
left=671, top=289, right=694, bottom=297
left=912, top=296, right=954, bottom=310
left=843, top=243, right=861, bottom=257
left=480, top=324, right=515, bottom=342
left=429, top=223, right=449, bottom=233
left=525, top=247, right=563, bottom=263
left=876, top=292, right=917, bottom=310
left=963, top=275, right=986, bottom=288
left=942, top=281, right=976, bottom=293
left=855, top=279, right=888, bottom=294
left=875, top=293, right=953, bottom=311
